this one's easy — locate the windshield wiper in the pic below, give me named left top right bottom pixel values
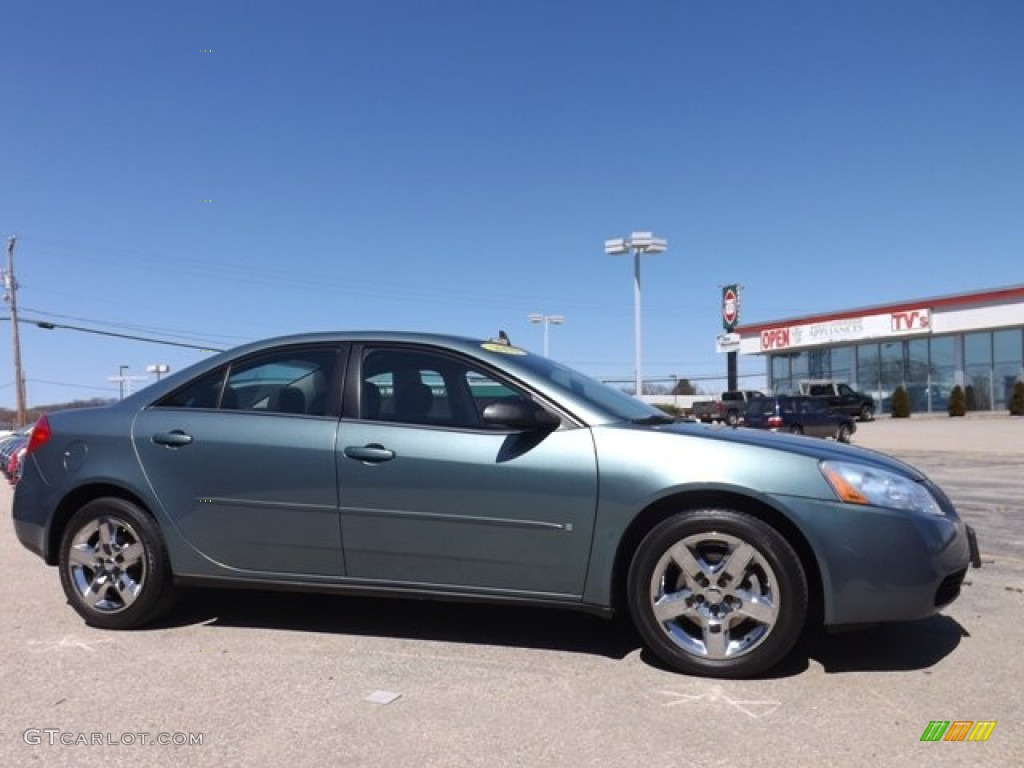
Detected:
left=631, top=414, right=676, bottom=425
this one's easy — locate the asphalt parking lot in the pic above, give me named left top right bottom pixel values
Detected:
left=2, top=416, right=1022, bottom=768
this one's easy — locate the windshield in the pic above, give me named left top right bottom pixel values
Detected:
left=503, top=353, right=667, bottom=422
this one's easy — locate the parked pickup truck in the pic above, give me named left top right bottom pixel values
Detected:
left=692, top=390, right=765, bottom=425
left=799, top=380, right=876, bottom=421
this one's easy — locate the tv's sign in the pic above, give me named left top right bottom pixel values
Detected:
left=891, top=309, right=931, bottom=332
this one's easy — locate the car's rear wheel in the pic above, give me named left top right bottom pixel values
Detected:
left=789, top=425, right=803, bottom=435
left=859, top=405, right=874, bottom=422
left=836, top=423, right=852, bottom=443
left=725, top=411, right=739, bottom=427
left=627, top=509, right=807, bottom=678
left=59, top=498, right=175, bottom=629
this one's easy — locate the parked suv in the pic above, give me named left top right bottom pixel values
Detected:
left=742, top=395, right=856, bottom=443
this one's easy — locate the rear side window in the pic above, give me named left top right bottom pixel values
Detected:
left=223, top=350, right=335, bottom=416
left=156, top=347, right=336, bottom=416
left=156, top=369, right=227, bottom=409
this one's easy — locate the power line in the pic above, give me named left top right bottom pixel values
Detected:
left=21, top=234, right=709, bottom=316
left=4, top=316, right=225, bottom=352
left=18, top=305, right=247, bottom=346
left=28, top=378, right=119, bottom=393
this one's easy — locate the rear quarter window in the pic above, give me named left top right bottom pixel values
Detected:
left=746, top=399, right=770, bottom=416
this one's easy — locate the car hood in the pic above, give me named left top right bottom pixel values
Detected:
left=650, top=421, right=925, bottom=480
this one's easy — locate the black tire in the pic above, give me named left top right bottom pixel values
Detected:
left=789, top=425, right=803, bottom=435
left=859, top=405, right=874, bottom=422
left=627, top=509, right=807, bottom=678
left=837, top=423, right=852, bottom=444
left=58, top=498, right=175, bottom=629
left=725, top=410, right=739, bottom=427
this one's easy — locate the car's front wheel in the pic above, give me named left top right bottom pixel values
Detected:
left=59, top=498, right=175, bottom=629
left=627, top=509, right=808, bottom=678
left=837, top=423, right=852, bottom=443
left=859, top=405, right=874, bottom=422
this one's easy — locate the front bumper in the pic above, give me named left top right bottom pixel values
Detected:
left=966, top=524, right=981, bottom=568
left=779, top=494, right=978, bottom=627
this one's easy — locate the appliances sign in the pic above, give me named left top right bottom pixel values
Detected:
left=760, top=308, right=931, bottom=352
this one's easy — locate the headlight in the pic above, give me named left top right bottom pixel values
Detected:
left=820, top=460, right=943, bottom=516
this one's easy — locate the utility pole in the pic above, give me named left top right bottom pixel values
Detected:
left=3, top=236, right=28, bottom=427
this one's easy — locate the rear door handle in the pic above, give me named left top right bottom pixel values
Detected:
left=152, top=430, right=194, bottom=448
left=344, top=444, right=395, bottom=463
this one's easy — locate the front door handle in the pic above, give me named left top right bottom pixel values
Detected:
left=152, top=430, right=194, bottom=448
left=344, top=444, right=395, bottom=463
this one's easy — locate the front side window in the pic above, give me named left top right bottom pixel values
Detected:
left=360, top=347, right=533, bottom=429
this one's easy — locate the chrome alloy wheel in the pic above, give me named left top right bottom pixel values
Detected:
left=649, top=532, right=779, bottom=660
left=65, top=516, right=147, bottom=614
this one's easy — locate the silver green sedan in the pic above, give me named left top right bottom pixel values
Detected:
left=12, top=332, right=980, bottom=678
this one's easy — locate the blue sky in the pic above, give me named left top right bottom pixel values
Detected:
left=2, top=1, right=1022, bottom=407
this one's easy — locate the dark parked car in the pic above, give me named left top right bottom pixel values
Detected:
left=1, top=425, right=33, bottom=484
left=12, top=332, right=979, bottom=679
left=742, top=395, right=856, bottom=443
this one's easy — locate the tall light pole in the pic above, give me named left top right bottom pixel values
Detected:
left=3, top=236, right=28, bottom=426
left=118, top=365, right=129, bottom=400
left=604, top=231, right=668, bottom=396
left=527, top=313, right=564, bottom=357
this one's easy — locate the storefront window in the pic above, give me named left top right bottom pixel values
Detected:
left=927, top=336, right=955, bottom=412
left=770, top=355, right=790, bottom=393
left=807, top=348, right=829, bottom=380
left=879, top=342, right=904, bottom=414
left=964, top=332, right=993, bottom=411
left=993, top=329, right=1023, bottom=410
left=855, top=343, right=880, bottom=403
left=905, top=339, right=931, bottom=411
left=790, top=351, right=809, bottom=382
left=831, top=346, right=852, bottom=385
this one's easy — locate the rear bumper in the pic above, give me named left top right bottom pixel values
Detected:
left=13, top=518, right=47, bottom=560
left=11, top=459, right=54, bottom=562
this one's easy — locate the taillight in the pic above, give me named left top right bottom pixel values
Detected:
left=26, top=414, right=50, bottom=456
left=767, top=416, right=783, bottom=428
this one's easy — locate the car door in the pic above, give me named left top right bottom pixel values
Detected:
left=133, top=345, right=345, bottom=577
left=800, top=399, right=832, bottom=438
left=335, top=344, right=599, bottom=598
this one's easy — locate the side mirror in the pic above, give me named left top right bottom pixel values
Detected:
left=481, top=400, right=561, bottom=431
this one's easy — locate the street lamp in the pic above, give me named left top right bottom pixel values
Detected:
left=604, top=231, right=668, bottom=396
left=527, top=313, right=564, bottom=357
left=147, top=364, right=171, bottom=380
